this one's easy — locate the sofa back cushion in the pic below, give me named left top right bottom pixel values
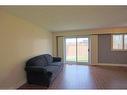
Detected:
left=43, top=54, right=53, bottom=63
left=26, top=55, right=48, bottom=67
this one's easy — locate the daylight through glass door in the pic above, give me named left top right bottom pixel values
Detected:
left=65, top=37, right=89, bottom=64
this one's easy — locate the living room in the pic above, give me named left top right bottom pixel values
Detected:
left=1, top=5, right=127, bottom=91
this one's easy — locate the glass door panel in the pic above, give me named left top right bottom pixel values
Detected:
left=65, top=38, right=76, bottom=62
left=77, top=38, right=89, bottom=63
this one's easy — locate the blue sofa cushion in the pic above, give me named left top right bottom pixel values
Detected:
left=43, top=54, right=53, bottom=63
left=50, top=62, right=63, bottom=66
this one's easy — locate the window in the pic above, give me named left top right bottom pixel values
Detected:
left=124, top=34, right=127, bottom=49
left=112, top=35, right=123, bottom=50
left=112, top=34, right=127, bottom=50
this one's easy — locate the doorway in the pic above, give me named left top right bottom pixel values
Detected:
left=65, top=37, right=89, bottom=64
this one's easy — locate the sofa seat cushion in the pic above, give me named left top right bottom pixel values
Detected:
left=43, top=66, right=59, bottom=79
left=48, top=62, right=63, bottom=66
left=43, top=66, right=59, bottom=73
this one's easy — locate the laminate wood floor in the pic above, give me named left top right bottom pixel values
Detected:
left=19, top=64, right=127, bottom=89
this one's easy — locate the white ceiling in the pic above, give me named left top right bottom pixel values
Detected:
left=2, top=6, right=127, bottom=32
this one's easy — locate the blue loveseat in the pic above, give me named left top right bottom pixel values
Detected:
left=25, top=54, right=63, bottom=87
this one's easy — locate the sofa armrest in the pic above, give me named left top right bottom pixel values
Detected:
left=53, top=57, right=61, bottom=62
left=25, top=66, right=48, bottom=74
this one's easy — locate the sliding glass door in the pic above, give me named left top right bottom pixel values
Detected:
left=65, top=37, right=89, bottom=64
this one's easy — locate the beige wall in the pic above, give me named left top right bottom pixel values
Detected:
left=0, top=9, right=52, bottom=89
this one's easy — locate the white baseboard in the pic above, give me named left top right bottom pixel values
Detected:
left=91, top=63, right=127, bottom=67
left=9, top=80, right=26, bottom=89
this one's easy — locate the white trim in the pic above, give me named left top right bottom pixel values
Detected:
left=65, top=63, right=127, bottom=67
left=9, top=80, right=26, bottom=89
left=57, top=36, right=64, bottom=61
left=91, top=63, right=127, bottom=67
